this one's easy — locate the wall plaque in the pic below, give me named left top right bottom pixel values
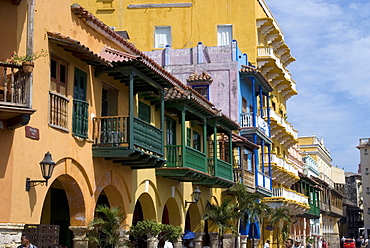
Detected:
left=25, top=126, right=40, bottom=140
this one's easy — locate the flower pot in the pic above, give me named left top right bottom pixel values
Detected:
left=22, top=61, right=34, bottom=74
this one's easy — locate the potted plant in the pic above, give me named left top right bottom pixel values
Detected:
left=10, top=49, right=48, bottom=73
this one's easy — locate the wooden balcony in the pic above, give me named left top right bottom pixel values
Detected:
left=307, top=203, right=321, bottom=218
left=330, top=205, right=343, bottom=217
left=239, top=113, right=272, bottom=146
left=233, top=163, right=255, bottom=192
left=256, top=172, right=272, bottom=196
left=0, top=62, right=35, bottom=129
left=92, top=116, right=165, bottom=168
left=156, top=145, right=234, bottom=188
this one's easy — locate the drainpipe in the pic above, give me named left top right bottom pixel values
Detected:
left=164, top=45, right=170, bottom=67
left=26, top=0, right=35, bottom=107
left=197, top=42, right=203, bottom=64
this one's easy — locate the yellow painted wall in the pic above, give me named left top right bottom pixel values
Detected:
left=75, top=0, right=264, bottom=65
left=0, top=1, right=227, bottom=237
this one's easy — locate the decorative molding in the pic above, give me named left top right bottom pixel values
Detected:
left=128, top=3, right=192, bottom=9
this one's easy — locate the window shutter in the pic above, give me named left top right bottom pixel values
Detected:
left=139, top=101, right=151, bottom=123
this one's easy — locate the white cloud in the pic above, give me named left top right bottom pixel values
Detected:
left=265, top=0, right=370, bottom=172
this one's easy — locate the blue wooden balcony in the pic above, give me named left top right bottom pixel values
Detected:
left=92, top=116, right=165, bottom=168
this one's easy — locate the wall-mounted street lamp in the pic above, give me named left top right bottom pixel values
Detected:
left=185, top=186, right=201, bottom=207
left=26, top=152, right=56, bottom=191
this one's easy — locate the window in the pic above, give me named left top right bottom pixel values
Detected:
left=217, top=25, right=232, bottom=46
left=49, top=55, right=69, bottom=130
left=166, top=117, right=176, bottom=145
left=193, top=130, right=201, bottom=151
left=50, top=55, right=68, bottom=96
left=101, top=83, right=118, bottom=117
left=192, top=85, right=209, bottom=100
left=242, top=98, right=247, bottom=113
left=72, top=68, right=88, bottom=138
left=155, top=26, right=171, bottom=48
left=139, top=101, right=151, bottom=123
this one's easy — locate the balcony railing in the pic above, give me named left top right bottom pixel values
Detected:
left=165, top=145, right=207, bottom=173
left=93, top=115, right=128, bottom=145
left=257, top=172, right=271, bottom=190
left=49, top=91, right=69, bottom=130
left=331, top=205, right=343, bottom=216
left=263, top=108, right=298, bottom=139
left=308, top=203, right=321, bottom=216
left=208, top=158, right=233, bottom=181
left=240, top=112, right=269, bottom=136
left=0, top=63, right=29, bottom=107
left=272, top=187, right=309, bottom=205
left=269, top=153, right=299, bottom=176
left=233, top=159, right=255, bottom=190
left=257, top=46, right=293, bottom=83
left=133, top=117, right=162, bottom=155
left=93, top=116, right=163, bottom=156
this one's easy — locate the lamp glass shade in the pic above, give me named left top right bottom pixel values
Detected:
left=39, top=152, right=56, bottom=180
left=193, top=186, right=201, bottom=202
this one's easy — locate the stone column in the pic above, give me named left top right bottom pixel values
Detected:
left=223, top=234, right=234, bottom=248
left=240, top=235, right=248, bottom=248
left=147, top=236, right=158, bottom=248
left=119, top=229, right=130, bottom=248
left=174, top=237, right=183, bottom=248
left=0, top=223, right=25, bottom=248
left=209, top=232, right=219, bottom=248
left=194, top=232, right=204, bottom=248
left=69, top=226, right=88, bottom=248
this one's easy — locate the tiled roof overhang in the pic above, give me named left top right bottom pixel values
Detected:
left=100, top=47, right=174, bottom=89
left=48, top=32, right=177, bottom=90
left=231, top=133, right=260, bottom=150
left=240, top=65, right=273, bottom=92
left=48, top=31, right=111, bottom=67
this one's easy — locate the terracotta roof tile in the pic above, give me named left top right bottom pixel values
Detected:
left=187, top=71, right=213, bottom=84
left=100, top=46, right=139, bottom=62
left=240, top=65, right=273, bottom=92
left=47, top=31, right=111, bottom=67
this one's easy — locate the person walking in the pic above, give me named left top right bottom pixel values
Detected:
left=264, top=240, right=271, bottom=248
left=17, top=235, right=38, bottom=248
left=286, top=239, right=294, bottom=248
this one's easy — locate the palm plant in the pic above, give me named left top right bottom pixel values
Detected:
left=203, top=198, right=239, bottom=248
left=227, top=183, right=271, bottom=247
left=269, top=207, right=292, bottom=248
left=87, top=204, right=126, bottom=248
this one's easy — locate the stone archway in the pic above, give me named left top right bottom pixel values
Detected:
left=40, top=175, right=86, bottom=248
left=163, top=197, right=181, bottom=227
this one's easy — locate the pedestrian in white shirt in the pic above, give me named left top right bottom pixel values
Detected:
left=264, top=240, right=270, bottom=248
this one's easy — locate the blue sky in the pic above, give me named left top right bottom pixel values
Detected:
left=263, top=0, right=370, bottom=173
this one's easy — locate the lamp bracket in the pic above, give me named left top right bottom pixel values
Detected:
left=185, top=200, right=198, bottom=208
left=26, top=177, right=48, bottom=191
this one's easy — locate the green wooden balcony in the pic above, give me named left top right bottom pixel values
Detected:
left=308, top=203, right=320, bottom=217
left=92, top=116, right=165, bottom=168
left=156, top=145, right=234, bottom=187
